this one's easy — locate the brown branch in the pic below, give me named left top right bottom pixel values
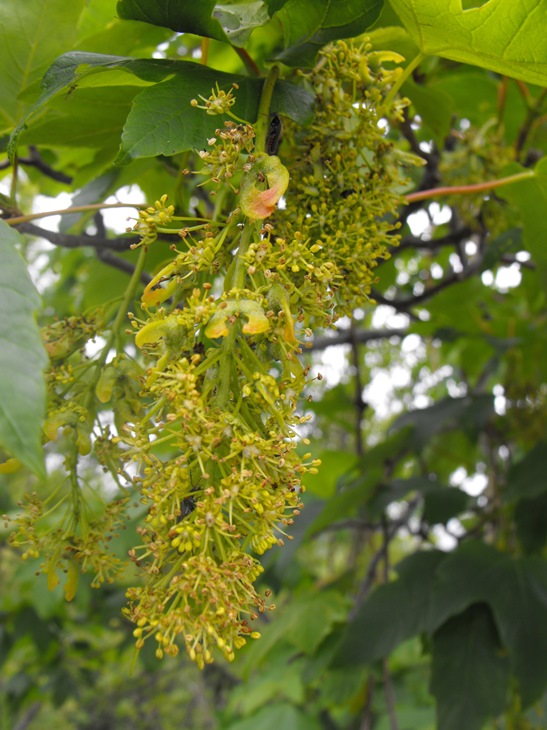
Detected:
left=383, top=660, right=399, bottom=730
left=13, top=702, right=42, bottom=730
left=360, top=676, right=376, bottom=730
left=381, top=521, right=399, bottom=730
left=350, top=319, right=366, bottom=459
left=17, top=221, right=140, bottom=251
left=371, top=260, right=482, bottom=312
left=232, top=46, right=261, bottom=77
left=398, top=109, right=435, bottom=164
left=6, top=201, right=143, bottom=226
left=350, top=497, right=420, bottom=619
left=311, top=327, right=408, bottom=351
left=0, top=146, right=73, bottom=184
left=515, top=87, right=547, bottom=159
left=396, top=226, right=473, bottom=253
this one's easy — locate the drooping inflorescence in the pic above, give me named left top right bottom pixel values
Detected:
left=6, top=40, right=417, bottom=667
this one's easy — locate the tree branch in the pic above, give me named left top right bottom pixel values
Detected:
left=396, top=226, right=473, bottom=253
left=350, top=497, right=420, bottom=618
left=13, top=702, right=42, bottom=730
left=17, top=221, right=140, bottom=251
left=311, top=327, right=408, bottom=351
left=371, top=261, right=482, bottom=312
left=350, top=319, right=367, bottom=459
left=1, top=146, right=73, bottom=185
left=360, top=676, right=376, bottom=730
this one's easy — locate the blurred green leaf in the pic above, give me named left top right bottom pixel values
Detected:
left=306, top=428, right=412, bottom=535
left=227, top=649, right=307, bottom=716
left=0, top=0, right=85, bottom=134
left=402, top=79, right=454, bottom=148
left=222, top=702, right=322, bottom=730
left=0, top=221, right=47, bottom=478
left=303, top=450, right=350, bottom=498
left=436, top=541, right=547, bottom=706
left=422, top=487, right=469, bottom=525
left=390, top=395, right=494, bottom=448
left=503, top=442, right=547, bottom=501
left=515, top=492, right=547, bottom=555
left=332, top=550, right=449, bottom=666
left=431, top=604, right=510, bottom=730
left=497, top=159, right=547, bottom=290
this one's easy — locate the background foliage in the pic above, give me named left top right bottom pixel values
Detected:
left=1, top=0, right=546, bottom=728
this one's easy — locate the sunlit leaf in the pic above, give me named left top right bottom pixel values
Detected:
left=390, top=0, right=547, bottom=85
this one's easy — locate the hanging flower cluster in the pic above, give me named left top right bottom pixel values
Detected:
left=6, top=40, right=416, bottom=667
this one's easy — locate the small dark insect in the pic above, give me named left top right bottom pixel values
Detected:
left=64, top=84, right=78, bottom=100
left=266, top=113, right=283, bottom=156
left=341, top=188, right=356, bottom=199
left=180, top=496, right=196, bottom=519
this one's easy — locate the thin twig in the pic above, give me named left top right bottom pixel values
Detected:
left=17, top=221, right=140, bottom=251
left=360, top=676, right=376, bottom=730
left=13, top=702, right=42, bottom=730
left=381, top=521, right=399, bottom=730
left=6, top=202, right=144, bottom=226
left=350, top=319, right=366, bottom=459
left=383, top=659, right=399, bottom=730
left=311, top=327, right=408, bottom=351
left=515, top=87, right=547, bottom=158
left=232, top=46, right=261, bottom=77
left=0, top=146, right=73, bottom=184
left=371, top=261, right=482, bottom=312
left=396, top=226, right=473, bottom=253
left=350, top=497, right=420, bottom=619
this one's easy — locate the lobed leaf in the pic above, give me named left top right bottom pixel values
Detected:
left=435, top=541, right=547, bottom=706
left=333, top=540, right=547, bottom=708
left=332, top=550, right=449, bottom=666
left=389, top=0, right=547, bottom=85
